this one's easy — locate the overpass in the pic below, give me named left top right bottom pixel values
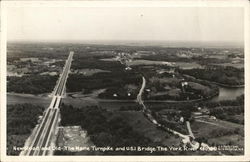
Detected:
left=20, top=51, right=74, bottom=156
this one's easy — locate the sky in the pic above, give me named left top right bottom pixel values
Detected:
left=7, top=7, right=244, bottom=44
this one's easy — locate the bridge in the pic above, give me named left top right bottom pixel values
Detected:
left=20, top=51, right=74, bottom=156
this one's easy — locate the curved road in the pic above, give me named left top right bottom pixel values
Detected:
left=137, top=76, right=202, bottom=150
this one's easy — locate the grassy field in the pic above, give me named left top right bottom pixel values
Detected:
left=208, top=134, right=244, bottom=147
left=192, top=119, right=243, bottom=138
left=212, top=63, right=244, bottom=69
left=173, top=62, right=203, bottom=69
left=208, top=134, right=244, bottom=155
left=191, top=118, right=244, bottom=155
left=76, top=68, right=110, bottom=76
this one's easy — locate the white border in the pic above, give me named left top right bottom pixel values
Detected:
left=1, top=0, right=249, bottom=162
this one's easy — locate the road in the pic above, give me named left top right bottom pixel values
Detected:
left=195, top=119, right=227, bottom=128
left=21, top=51, right=74, bottom=156
left=136, top=76, right=200, bottom=149
left=186, top=121, right=195, bottom=139
left=136, top=75, right=224, bottom=154
left=137, top=76, right=146, bottom=111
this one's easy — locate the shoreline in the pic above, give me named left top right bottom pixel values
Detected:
left=208, top=81, right=244, bottom=88
left=182, top=74, right=244, bottom=88
left=8, top=79, right=244, bottom=104
left=7, top=92, right=51, bottom=98
left=97, top=94, right=218, bottom=104
left=7, top=92, right=215, bottom=104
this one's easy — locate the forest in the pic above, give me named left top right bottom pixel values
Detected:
left=7, top=104, right=45, bottom=155
left=7, top=74, right=58, bottom=94
left=201, top=95, right=244, bottom=124
left=180, top=66, right=244, bottom=86
left=66, top=70, right=141, bottom=94
left=58, top=104, right=175, bottom=155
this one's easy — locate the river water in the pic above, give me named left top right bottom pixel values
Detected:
left=7, top=85, right=244, bottom=106
left=210, top=86, right=244, bottom=102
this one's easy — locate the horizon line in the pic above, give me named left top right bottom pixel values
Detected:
left=7, top=39, right=244, bottom=48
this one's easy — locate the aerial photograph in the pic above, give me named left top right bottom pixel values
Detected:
left=5, top=6, right=244, bottom=156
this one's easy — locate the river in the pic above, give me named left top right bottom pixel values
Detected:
left=7, top=86, right=244, bottom=106
left=210, top=86, right=244, bottom=102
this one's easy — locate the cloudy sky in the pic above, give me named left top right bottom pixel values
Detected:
left=7, top=7, right=244, bottom=43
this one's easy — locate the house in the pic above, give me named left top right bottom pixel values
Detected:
left=210, top=116, right=216, bottom=120
left=180, top=117, right=184, bottom=123
left=125, top=67, right=132, bottom=70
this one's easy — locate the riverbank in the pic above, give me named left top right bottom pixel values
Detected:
left=7, top=92, right=51, bottom=97
left=7, top=78, right=244, bottom=105
left=7, top=93, right=51, bottom=107
left=183, top=74, right=244, bottom=88
left=6, top=91, right=216, bottom=105
left=208, top=81, right=244, bottom=88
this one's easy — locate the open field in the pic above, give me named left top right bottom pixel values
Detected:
left=74, top=68, right=110, bottom=76
left=173, top=62, right=204, bottom=69
left=191, top=118, right=244, bottom=155
left=192, top=118, right=243, bottom=137
left=212, top=62, right=244, bottom=69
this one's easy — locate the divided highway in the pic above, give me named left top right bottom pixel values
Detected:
left=21, top=51, right=74, bottom=156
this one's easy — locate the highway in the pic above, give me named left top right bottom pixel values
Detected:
left=21, top=51, right=74, bottom=156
